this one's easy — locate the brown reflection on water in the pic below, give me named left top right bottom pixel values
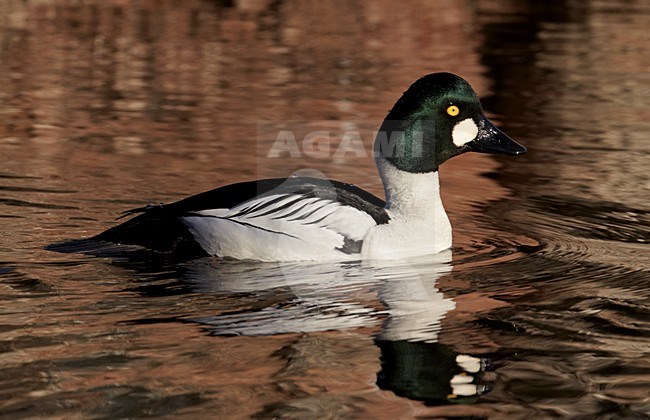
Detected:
left=1, top=0, right=648, bottom=418
left=477, top=0, right=650, bottom=268
left=0, top=1, right=510, bottom=417
left=0, top=0, right=505, bottom=252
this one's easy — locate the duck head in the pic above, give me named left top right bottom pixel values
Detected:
left=374, top=72, right=526, bottom=173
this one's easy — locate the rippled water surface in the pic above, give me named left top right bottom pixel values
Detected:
left=1, top=0, right=649, bottom=418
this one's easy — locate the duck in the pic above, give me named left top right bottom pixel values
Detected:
left=90, top=72, right=526, bottom=262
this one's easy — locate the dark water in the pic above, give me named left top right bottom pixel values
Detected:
left=1, top=0, right=649, bottom=418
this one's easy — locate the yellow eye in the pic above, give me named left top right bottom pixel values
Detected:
left=446, top=105, right=460, bottom=117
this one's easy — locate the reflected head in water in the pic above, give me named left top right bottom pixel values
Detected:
left=376, top=340, right=488, bottom=406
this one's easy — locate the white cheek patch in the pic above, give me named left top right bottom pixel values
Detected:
left=452, top=118, right=479, bottom=147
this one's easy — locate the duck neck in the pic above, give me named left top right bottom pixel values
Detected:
left=376, top=157, right=446, bottom=220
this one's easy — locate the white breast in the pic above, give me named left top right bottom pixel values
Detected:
left=182, top=192, right=377, bottom=261
left=361, top=159, right=452, bottom=260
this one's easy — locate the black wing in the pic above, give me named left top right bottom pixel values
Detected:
left=84, top=177, right=388, bottom=258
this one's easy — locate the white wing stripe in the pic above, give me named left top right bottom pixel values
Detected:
left=286, top=199, right=332, bottom=222
left=299, top=202, right=340, bottom=225
left=228, top=193, right=288, bottom=216
left=243, top=195, right=299, bottom=218
left=271, top=197, right=322, bottom=220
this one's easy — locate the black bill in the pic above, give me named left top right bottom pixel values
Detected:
left=465, top=117, right=527, bottom=155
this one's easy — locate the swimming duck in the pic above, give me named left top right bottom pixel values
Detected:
left=92, top=73, right=526, bottom=261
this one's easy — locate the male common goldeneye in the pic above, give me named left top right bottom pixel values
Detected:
left=90, top=73, right=526, bottom=261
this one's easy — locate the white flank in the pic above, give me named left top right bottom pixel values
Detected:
left=452, top=118, right=479, bottom=147
left=182, top=191, right=376, bottom=262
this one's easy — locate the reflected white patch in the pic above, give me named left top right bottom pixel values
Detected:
left=456, top=354, right=482, bottom=373
left=451, top=374, right=474, bottom=385
left=452, top=118, right=479, bottom=147
left=451, top=383, right=478, bottom=397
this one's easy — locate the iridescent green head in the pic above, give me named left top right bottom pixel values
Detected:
left=374, top=72, right=526, bottom=173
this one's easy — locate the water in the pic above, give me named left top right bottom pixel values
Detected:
left=1, top=0, right=648, bottom=418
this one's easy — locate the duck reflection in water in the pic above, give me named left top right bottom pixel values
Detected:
left=181, top=252, right=489, bottom=406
